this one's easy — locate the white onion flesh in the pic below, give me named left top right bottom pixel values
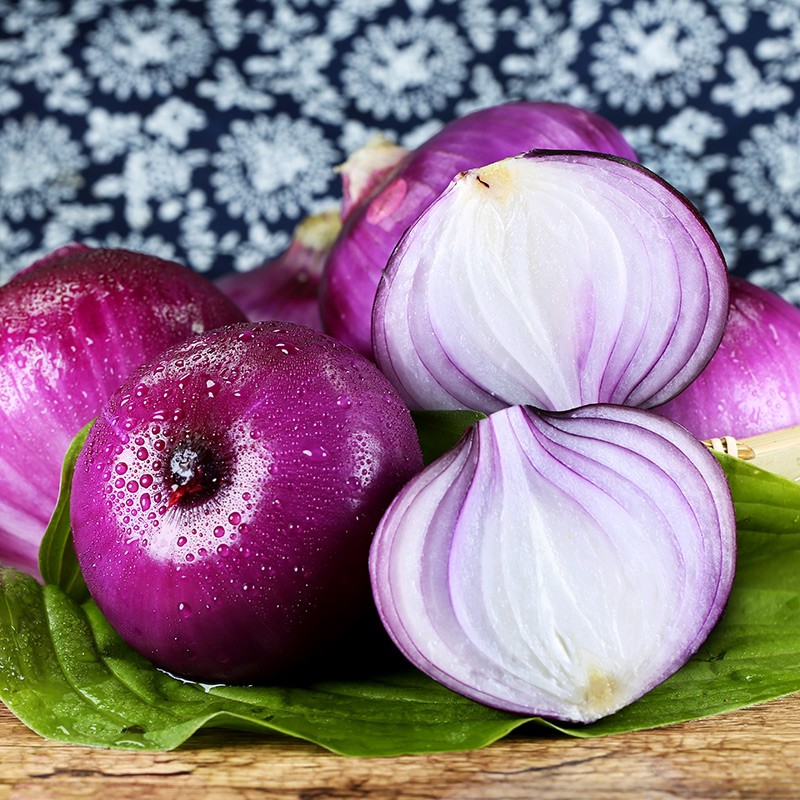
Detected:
left=373, top=152, right=729, bottom=415
left=369, top=404, right=736, bottom=723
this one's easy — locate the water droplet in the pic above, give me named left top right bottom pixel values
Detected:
left=115, top=463, right=128, bottom=475
left=302, top=445, right=329, bottom=462
left=228, top=512, right=241, bottom=526
left=336, top=395, right=352, bottom=408
left=127, top=480, right=139, bottom=493
left=238, top=330, right=254, bottom=342
left=154, top=439, right=166, bottom=452
left=275, top=342, right=301, bottom=355
left=213, top=525, right=225, bottom=538
left=217, top=544, right=230, bottom=557
left=177, top=536, right=187, bottom=547
left=140, top=473, right=153, bottom=488
left=185, top=553, right=195, bottom=562
left=178, top=602, right=192, bottom=619
left=139, top=493, right=151, bottom=512
left=267, top=463, right=279, bottom=475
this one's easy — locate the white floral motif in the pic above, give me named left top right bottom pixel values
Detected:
left=498, top=4, right=591, bottom=106
left=211, top=114, right=338, bottom=225
left=342, top=16, right=470, bottom=121
left=0, top=117, right=86, bottom=223
left=87, top=103, right=209, bottom=230
left=732, top=111, right=800, bottom=220
left=711, top=47, right=793, bottom=116
left=590, top=0, right=725, bottom=114
left=84, top=6, right=213, bottom=100
left=243, top=3, right=342, bottom=123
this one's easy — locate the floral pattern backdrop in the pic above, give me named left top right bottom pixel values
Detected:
left=1, top=0, right=799, bottom=299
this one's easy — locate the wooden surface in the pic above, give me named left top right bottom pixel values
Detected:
left=2, top=695, right=800, bottom=799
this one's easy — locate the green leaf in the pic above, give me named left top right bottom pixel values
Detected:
left=3, top=453, right=800, bottom=755
left=412, top=409, right=486, bottom=465
left=37, top=420, right=93, bottom=603
left=0, top=568, right=526, bottom=755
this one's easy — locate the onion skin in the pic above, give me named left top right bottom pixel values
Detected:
left=70, top=322, right=424, bottom=683
left=320, top=101, right=638, bottom=358
left=369, top=404, right=736, bottom=723
left=0, top=245, right=246, bottom=577
left=657, top=276, right=800, bottom=439
left=373, top=151, right=729, bottom=415
left=215, top=210, right=340, bottom=330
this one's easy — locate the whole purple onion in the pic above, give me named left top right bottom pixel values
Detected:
left=70, top=322, right=423, bottom=683
left=320, top=102, right=638, bottom=358
left=658, top=276, right=800, bottom=439
left=215, top=210, right=341, bottom=330
left=0, top=244, right=245, bottom=576
left=370, top=404, right=736, bottom=723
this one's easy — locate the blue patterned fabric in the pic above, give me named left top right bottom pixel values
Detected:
left=1, top=1, right=799, bottom=298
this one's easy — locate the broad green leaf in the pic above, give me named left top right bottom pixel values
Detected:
left=0, top=568, right=525, bottom=754
left=37, top=420, right=93, bottom=603
left=2, top=452, right=800, bottom=755
left=412, top=409, right=486, bottom=465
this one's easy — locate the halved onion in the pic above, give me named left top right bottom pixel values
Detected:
left=373, top=151, right=729, bottom=414
left=369, top=404, right=736, bottom=723
left=321, top=102, right=638, bottom=358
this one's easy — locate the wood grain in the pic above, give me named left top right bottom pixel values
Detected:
left=1, top=694, right=799, bottom=799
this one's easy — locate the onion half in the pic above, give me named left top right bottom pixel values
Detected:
left=321, top=102, right=638, bottom=357
left=369, top=404, right=736, bottom=723
left=658, top=276, right=800, bottom=439
left=373, top=151, right=729, bottom=414
left=0, top=245, right=245, bottom=576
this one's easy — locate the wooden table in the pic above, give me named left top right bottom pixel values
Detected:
left=1, top=694, right=798, bottom=799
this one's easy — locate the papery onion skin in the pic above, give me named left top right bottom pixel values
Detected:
left=373, top=151, right=729, bottom=415
left=369, top=404, right=736, bottom=723
left=70, top=322, right=424, bottom=683
left=215, top=210, right=340, bottom=331
left=0, top=245, right=246, bottom=577
left=657, top=276, right=800, bottom=439
left=320, top=101, right=638, bottom=358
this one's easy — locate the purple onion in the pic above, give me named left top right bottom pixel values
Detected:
left=658, top=276, right=800, bottom=439
left=70, top=322, right=424, bottom=683
left=373, top=151, right=729, bottom=415
left=215, top=210, right=340, bottom=330
left=0, top=244, right=245, bottom=576
left=320, top=102, right=638, bottom=357
left=369, top=404, right=736, bottom=723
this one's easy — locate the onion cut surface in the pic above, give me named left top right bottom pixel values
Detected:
left=321, top=101, right=637, bottom=358
left=373, top=151, right=729, bottom=414
left=369, top=404, right=736, bottom=723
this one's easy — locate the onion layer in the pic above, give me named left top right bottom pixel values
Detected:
left=658, top=276, right=800, bottom=439
left=373, top=151, right=729, bottom=414
left=0, top=245, right=245, bottom=576
left=321, top=102, right=638, bottom=357
left=369, top=404, right=736, bottom=723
